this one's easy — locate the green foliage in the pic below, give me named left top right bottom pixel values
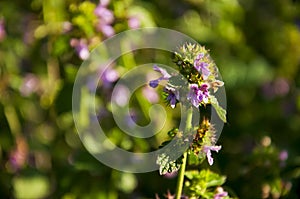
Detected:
left=184, top=169, right=231, bottom=199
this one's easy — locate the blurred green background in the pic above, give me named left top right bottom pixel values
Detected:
left=1, top=0, right=300, bottom=198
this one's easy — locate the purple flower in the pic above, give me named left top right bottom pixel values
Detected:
left=187, top=83, right=210, bottom=107
left=99, top=67, right=119, bottom=88
left=112, top=85, right=130, bottom=107
left=149, top=80, right=160, bottom=88
left=19, top=73, right=40, bottom=96
left=98, top=24, right=115, bottom=37
left=94, top=6, right=114, bottom=24
left=274, top=78, right=290, bottom=97
left=128, top=16, right=141, bottom=29
left=203, top=145, right=221, bottom=165
left=149, top=65, right=171, bottom=88
left=164, top=86, right=179, bottom=108
left=194, top=53, right=210, bottom=79
left=94, top=0, right=115, bottom=37
left=99, top=0, right=110, bottom=7
left=214, top=187, right=228, bottom=199
left=279, top=150, right=288, bottom=167
left=62, top=21, right=72, bottom=33
left=279, top=150, right=288, bottom=161
left=70, top=38, right=90, bottom=60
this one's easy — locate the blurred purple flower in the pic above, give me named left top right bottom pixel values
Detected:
left=0, top=18, right=6, bottom=41
left=203, top=145, right=221, bottom=165
left=97, top=24, right=115, bottom=37
left=163, top=86, right=179, bottom=108
left=62, top=21, right=72, bottom=33
left=125, top=109, right=138, bottom=128
left=70, top=38, right=90, bottom=60
left=142, top=86, right=159, bottom=103
left=149, top=65, right=171, bottom=88
left=214, top=187, right=228, bottom=199
left=113, top=85, right=130, bottom=107
left=94, top=0, right=115, bottom=37
left=274, top=78, right=289, bottom=97
left=261, top=78, right=290, bottom=99
left=279, top=150, right=288, bottom=162
left=20, top=73, right=40, bottom=96
left=187, top=83, right=210, bottom=107
left=99, top=0, right=110, bottom=7
left=128, top=16, right=141, bottom=29
left=94, top=6, right=114, bottom=24
left=9, top=137, right=28, bottom=172
left=100, top=66, right=119, bottom=88
left=194, top=53, right=210, bottom=79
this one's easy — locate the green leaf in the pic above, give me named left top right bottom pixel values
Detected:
left=184, top=170, right=227, bottom=198
left=156, top=153, right=182, bottom=175
left=210, top=95, right=227, bottom=123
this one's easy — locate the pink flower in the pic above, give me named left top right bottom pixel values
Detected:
left=214, top=187, right=228, bottom=199
left=128, top=17, right=141, bottom=29
left=203, top=145, right=222, bottom=165
left=194, top=53, right=210, bottom=79
left=70, top=38, right=90, bottom=60
left=187, top=83, right=210, bottom=107
left=94, top=6, right=114, bottom=24
left=98, top=24, right=115, bottom=37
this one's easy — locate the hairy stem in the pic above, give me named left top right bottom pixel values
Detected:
left=175, top=106, right=193, bottom=199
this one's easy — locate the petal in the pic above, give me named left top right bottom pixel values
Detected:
left=153, top=65, right=171, bottom=79
left=206, top=150, right=214, bottom=165
left=196, top=53, right=204, bottom=60
left=99, top=24, right=115, bottom=37
left=201, top=67, right=210, bottom=79
left=210, top=145, right=222, bottom=152
left=149, top=79, right=159, bottom=88
left=170, top=100, right=176, bottom=108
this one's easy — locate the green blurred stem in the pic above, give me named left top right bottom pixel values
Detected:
left=175, top=106, right=193, bottom=199
left=4, top=105, right=21, bottom=137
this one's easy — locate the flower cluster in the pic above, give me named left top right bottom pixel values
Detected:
left=151, top=43, right=226, bottom=167
left=191, top=118, right=221, bottom=166
left=70, top=38, right=90, bottom=60
left=149, top=43, right=224, bottom=110
left=94, top=0, right=115, bottom=37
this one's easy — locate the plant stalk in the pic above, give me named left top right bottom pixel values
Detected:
left=175, top=151, right=187, bottom=199
left=175, top=106, right=193, bottom=199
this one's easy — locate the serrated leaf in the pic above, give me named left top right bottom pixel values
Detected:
left=156, top=153, right=182, bottom=175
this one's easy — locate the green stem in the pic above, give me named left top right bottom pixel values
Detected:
left=175, top=106, right=193, bottom=199
left=175, top=152, right=187, bottom=199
